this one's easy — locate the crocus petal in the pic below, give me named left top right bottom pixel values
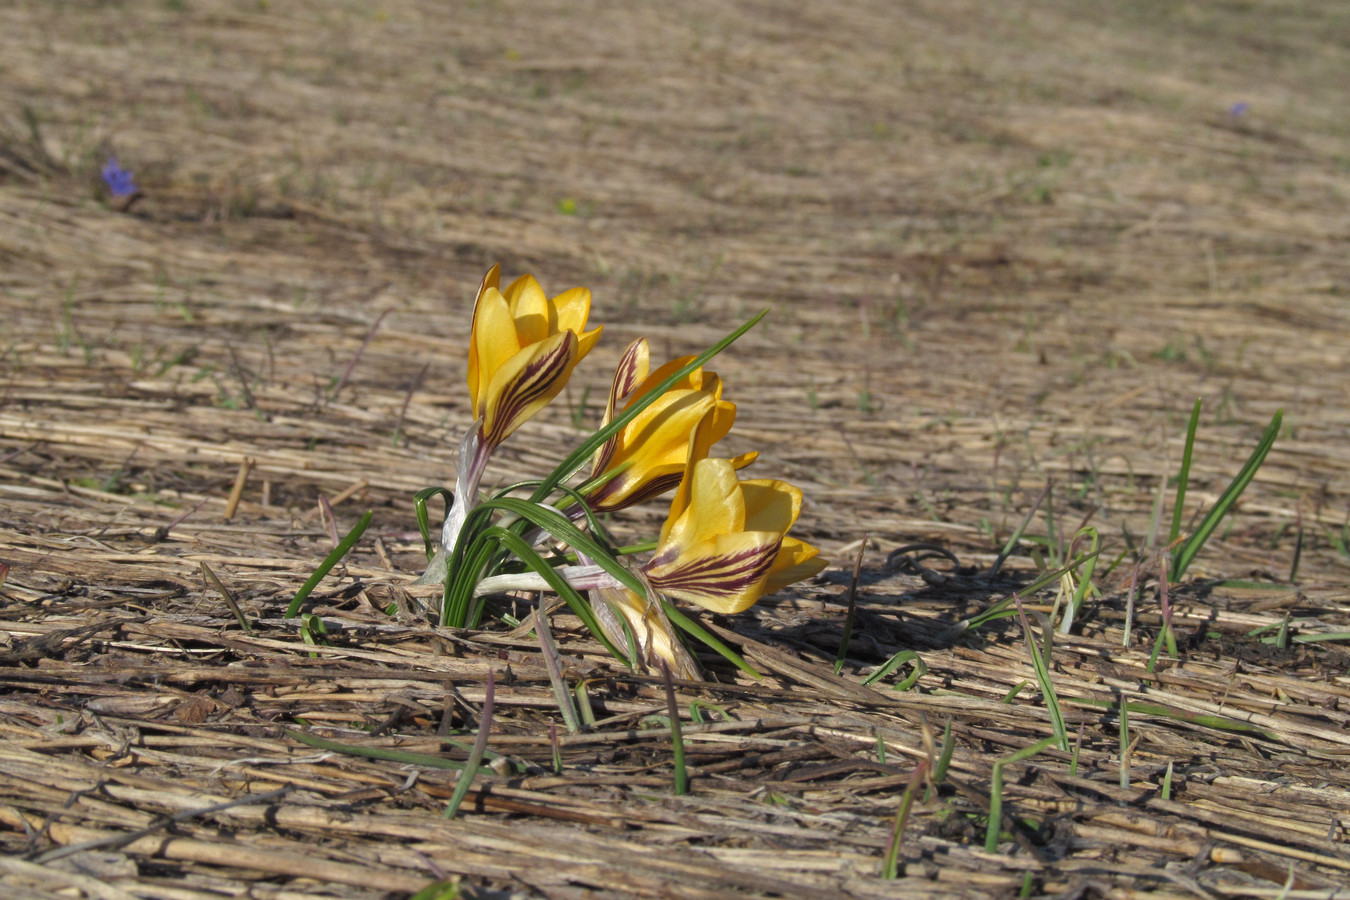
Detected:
left=660, top=415, right=726, bottom=545
left=604, top=338, right=650, bottom=426
left=551, top=285, right=593, bottom=337
left=588, top=349, right=750, bottom=512
left=764, top=536, right=828, bottom=593
left=643, top=412, right=823, bottom=614
left=480, top=330, right=578, bottom=448
left=501, top=274, right=552, bottom=344
left=657, top=456, right=745, bottom=555
left=740, top=479, right=803, bottom=534
left=591, top=391, right=712, bottom=502
left=467, top=265, right=505, bottom=418
left=626, top=355, right=709, bottom=409
left=646, top=531, right=782, bottom=614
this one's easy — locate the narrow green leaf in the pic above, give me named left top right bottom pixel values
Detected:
left=661, top=601, right=760, bottom=679
left=863, top=650, right=926, bottom=689
left=986, top=736, right=1058, bottom=852
left=1169, top=398, right=1203, bottom=548
left=445, top=669, right=495, bottom=819
left=481, top=526, right=630, bottom=663
left=476, top=497, right=647, bottom=596
left=1171, top=409, right=1282, bottom=581
left=535, top=595, right=582, bottom=733
left=1118, top=695, right=1130, bottom=789
left=660, top=661, right=688, bottom=795
left=286, top=729, right=493, bottom=774
left=835, top=536, right=867, bottom=673
left=413, top=487, right=453, bottom=562
left=1016, top=603, right=1069, bottom=751
left=286, top=511, right=372, bottom=618
left=957, top=549, right=1102, bottom=635
left=882, top=760, right=927, bottom=878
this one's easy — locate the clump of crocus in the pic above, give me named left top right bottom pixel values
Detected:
left=415, top=264, right=825, bottom=679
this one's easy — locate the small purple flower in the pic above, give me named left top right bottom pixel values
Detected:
left=1229, top=102, right=1249, bottom=118
left=101, top=156, right=138, bottom=198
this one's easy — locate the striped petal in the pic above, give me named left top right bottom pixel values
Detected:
left=480, top=330, right=578, bottom=448
left=643, top=422, right=826, bottom=614
left=645, top=531, right=783, bottom=614
left=589, top=346, right=749, bottom=512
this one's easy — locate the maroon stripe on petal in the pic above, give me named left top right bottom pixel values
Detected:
left=646, top=540, right=778, bottom=599
left=612, top=338, right=647, bottom=407
left=484, top=333, right=577, bottom=447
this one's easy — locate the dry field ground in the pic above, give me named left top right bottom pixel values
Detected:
left=2, top=1, right=1350, bottom=897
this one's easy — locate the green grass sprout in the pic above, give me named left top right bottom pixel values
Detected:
left=659, top=661, right=688, bottom=795
left=687, top=699, right=732, bottom=724
left=988, top=482, right=1051, bottom=577
left=1168, top=398, right=1202, bottom=552
left=1014, top=598, right=1069, bottom=751
left=1169, top=407, right=1282, bottom=581
left=863, top=650, right=927, bottom=691
left=285, top=510, right=372, bottom=618
left=1147, top=557, right=1177, bottom=673
left=986, top=736, right=1058, bottom=852
left=931, top=720, right=954, bottom=795
left=287, top=730, right=495, bottom=775
left=535, top=596, right=582, bottom=733
left=298, top=613, right=329, bottom=657
left=882, top=759, right=928, bottom=878
left=943, top=549, right=1101, bottom=641
left=574, top=680, right=597, bottom=726
left=200, top=561, right=252, bottom=633
left=445, top=669, right=495, bottom=819
left=1118, top=694, right=1130, bottom=789
left=1065, top=696, right=1276, bottom=741
left=550, top=720, right=562, bottom=774
left=408, top=881, right=460, bottom=900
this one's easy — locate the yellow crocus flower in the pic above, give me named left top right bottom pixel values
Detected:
left=467, top=264, right=602, bottom=449
left=588, top=337, right=754, bottom=512
left=642, top=420, right=826, bottom=614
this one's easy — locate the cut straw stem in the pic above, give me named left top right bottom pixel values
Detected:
left=834, top=534, right=868, bottom=673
